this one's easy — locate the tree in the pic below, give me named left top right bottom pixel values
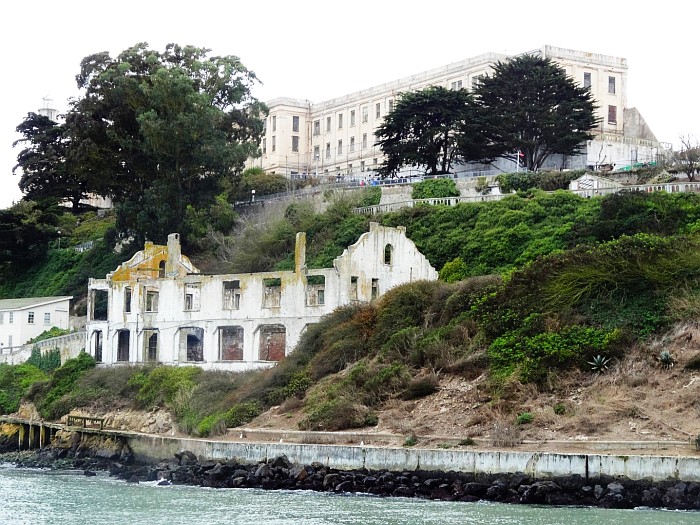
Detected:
left=71, top=43, right=267, bottom=243
left=0, top=201, right=57, bottom=265
left=674, top=135, right=700, bottom=181
left=375, top=86, right=486, bottom=177
left=475, top=55, right=599, bottom=171
left=12, top=113, right=100, bottom=213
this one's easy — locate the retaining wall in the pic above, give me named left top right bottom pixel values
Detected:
left=126, top=434, right=700, bottom=482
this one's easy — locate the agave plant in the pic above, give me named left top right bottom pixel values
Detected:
left=588, top=354, right=611, bottom=373
left=658, top=350, right=675, bottom=370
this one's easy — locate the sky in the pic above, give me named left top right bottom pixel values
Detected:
left=1, top=0, right=698, bottom=209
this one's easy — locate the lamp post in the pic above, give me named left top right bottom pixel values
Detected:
left=251, top=189, right=255, bottom=203
left=57, top=230, right=61, bottom=250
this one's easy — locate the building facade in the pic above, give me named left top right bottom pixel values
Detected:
left=85, top=225, right=438, bottom=370
left=0, top=296, right=72, bottom=352
left=251, top=45, right=664, bottom=179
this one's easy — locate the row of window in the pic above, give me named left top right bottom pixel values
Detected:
left=0, top=311, right=50, bottom=325
left=269, top=115, right=301, bottom=134
left=93, top=324, right=288, bottom=363
left=314, top=133, right=374, bottom=160
left=119, top=278, right=328, bottom=316
left=583, top=72, right=616, bottom=95
left=312, top=102, right=390, bottom=136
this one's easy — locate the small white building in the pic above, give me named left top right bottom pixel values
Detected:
left=0, top=296, right=72, bottom=352
left=85, top=224, right=437, bottom=370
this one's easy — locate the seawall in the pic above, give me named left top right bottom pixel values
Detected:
left=127, top=434, right=700, bottom=483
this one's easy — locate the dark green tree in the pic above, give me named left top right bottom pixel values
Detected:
left=0, top=201, right=57, bottom=265
left=13, top=113, right=101, bottom=213
left=375, top=86, right=486, bottom=177
left=72, top=43, right=267, bottom=243
left=475, top=55, right=599, bottom=171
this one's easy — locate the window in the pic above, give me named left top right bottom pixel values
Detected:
left=292, top=135, right=299, bottom=152
left=451, top=80, right=463, bottom=90
left=145, top=331, right=158, bottom=362
left=117, top=330, right=130, bottom=362
left=350, top=136, right=355, bottom=153
left=44, top=312, right=51, bottom=325
left=272, top=136, right=276, bottom=152
left=326, top=116, right=331, bottom=132
left=259, top=324, right=286, bottom=361
left=306, top=275, right=325, bottom=306
left=0, top=312, right=3, bottom=324
left=350, top=110, right=356, bottom=126
left=27, top=311, right=34, bottom=324
left=362, top=133, right=368, bottom=149
left=388, top=99, right=394, bottom=112
left=272, top=115, right=277, bottom=132
left=124, top=287, right=132, bottom=313
left=9, top=312, right=13, bottom=324
left=360, top=160, right=365, bottom=171
left=326, top=142, right=331, bottom=159
left=292, top=115, right=299, bottom=132
left=313, top=145, right=320, bottom=160
left=158, top=260, right=166, bottom=278
left=223, top=280, right=241, bottom=310
left=262, top=138, right=266, bottom=154
left=91, top=290, right=108, bottom=321
left=337, top=139, right=343, bottom=156
left=145, top=290, right=159, bottom=312
left=608, top=76, right=616, bottom=94
left=338, top=113, right=343, bottom=129
left=350, top=276, right=358, bottom=300
left=263, top=278, right=282, bottom=308
left=220, top=326, right=244, bottom=360
left=313, top=119, right=320, bottom=136
left=180, top=327, right=204, bottom=362
left=362, top=106, right=368, bottom=123
left=93, top=330, right=102, bottom=363
left=583, top=72, right=591, bottom=88
left=384, top=244, right=393, bottom=265
left=371, top=278, right=379, bottom=300
left=373, top=158, right=378, bottom=165
left=608, top=105, right=617, bottom=124
left=375, top=102, right=381, bottom=118
left=471, top=75, right=483, bottom=90
left=184, top=283, right=200, bottom=311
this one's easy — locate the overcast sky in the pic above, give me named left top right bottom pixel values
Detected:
left=1, top=1, right=698, bottom=209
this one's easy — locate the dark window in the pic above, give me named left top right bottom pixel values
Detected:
left=93, top=331, right=102, bottom=363
left=117, top=330, right=130, bottom=362
left=371, top=278, right=379, bottom=300
left=583, top=72, right=591, bottom=88
left=223, top=280, right=241, bottom=310
left=220, top=326, right=244, bottom=360
left=384, top=244, right=393, bottom=265
left=608, top=76, right=616, bottom=94
left=292, top=115, right=300, bottom=132
left=124, top=287, right=132, bottom=313
left=608, top=105, right=617, bottom=124
left=259, top=325, right=286, bottom=361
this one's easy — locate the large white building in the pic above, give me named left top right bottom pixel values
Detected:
left=252, top=45, right=663, bottom=179
left=85, top=225, right=437, bottom=370
left=0, top=296, right=72, bottom=352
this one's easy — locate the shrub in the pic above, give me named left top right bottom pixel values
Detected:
left=33, top=352, right=96, bottom=419
left=223, top=401, right=263, bottom=428
left=129, top=366, right=202, bottom=408
left=401, top=374, right=439, bottom=400
left=658, top=350, right=675, bottom=369
left=553, top=402, right=567, bottom=416
left=403, top=434, right=418, bottom=447
left=26, top=347, right=62, bottom=372
left=28, top=327, right=71, bottom=344
left=0, top=363, right=48, bottom=414
left=197, top=413, right=227, bottom=437
left=459, top=437, right=475, bottom=446
left=412, top=179, right=459, bottom=199
left=516, top=412, right=534, bottom=425
left=357, top=186, right=381, bottom=207
left=439, top=257, right=469, bottom=283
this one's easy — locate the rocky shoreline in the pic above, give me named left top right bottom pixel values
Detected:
left=2, top=444, right=700, bottom=511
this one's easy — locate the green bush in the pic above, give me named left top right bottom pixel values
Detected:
left=516, top=412, right=534, bottom=425
left=412, top=178, right=459, bottom=199
left=129, top=366, right=202, bottom=408
left=28, top=327, right=71, bottom=344
left=197, top=413, right=227, bottom=437
left=401, top=374, right=439, bottom=400
left=0, top=363, right=48, bottom=414
left=26, top=347, right=62, bottom=372
left=223, top=401, right=263, bottom=428
left=357, top=186, right=381, bottom=207
left=32, top=352, right=96, bottom=419
left=439, top=257, right=469, bottom=283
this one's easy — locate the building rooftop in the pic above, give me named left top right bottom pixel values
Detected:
left=0, top=296, right=72, bottom=311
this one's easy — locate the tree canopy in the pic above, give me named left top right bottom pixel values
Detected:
left=475, top=55, right=599, bottom=171
left=13, top=43, right=267, bottom=245
left=375, top=86, right=486, bottom=177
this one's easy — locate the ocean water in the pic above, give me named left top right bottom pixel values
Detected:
left=0, top=464, right=696, bottom=525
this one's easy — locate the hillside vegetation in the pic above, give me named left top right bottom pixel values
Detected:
left=3, top=189, right=700, bottom=443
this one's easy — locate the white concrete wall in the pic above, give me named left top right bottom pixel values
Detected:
left=125, top=435, right=700, bottom=482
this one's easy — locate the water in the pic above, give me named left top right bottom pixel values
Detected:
left=0, top=464, right=696, bottom=525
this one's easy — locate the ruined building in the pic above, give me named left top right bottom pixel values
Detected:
left=85, top=224, right=437, bottom=370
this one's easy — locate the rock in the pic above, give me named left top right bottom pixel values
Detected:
left=607, top=482, right=625, bottom=495
left=176, top=450, right=197, bottom=465
left=254, top=463, right=271, bottom=479
left=271, top=455, right=293, bottom=470
left=83, top=470, right=97, bottom=477
left=336, top=480, right=355, bottom=493
left=323, top=473, right=341, bottom=489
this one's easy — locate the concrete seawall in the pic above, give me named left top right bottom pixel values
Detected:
left=127, top=434, right=700, bottom=483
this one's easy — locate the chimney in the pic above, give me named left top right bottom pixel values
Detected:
left=166, top=233, right=181, bottom=277
left=294, top=232, right=306, bottom=274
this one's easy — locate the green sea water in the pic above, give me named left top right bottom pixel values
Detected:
left=0, top=464, right=696, bottom=525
